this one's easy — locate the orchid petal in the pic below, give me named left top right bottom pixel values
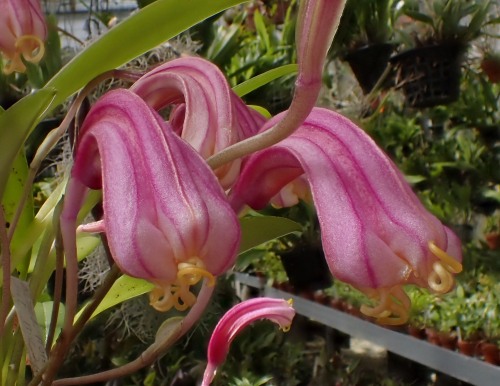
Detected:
left=62, top=89, right=240, bottom=312
left=230, top=108, right=462, bottom=324
left=0, top=0, right=47, bottom=74
left=201, top=298, right=295, bottom=386
left=130, top=56, right=266, bottom=187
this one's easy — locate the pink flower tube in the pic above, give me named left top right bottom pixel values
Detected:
left=230, top=108, right=462, bottom=325
left=130, top=56, right=266, bottom=188
left=202, top=298, right=295, bottom=386
left=61, top=89, right=240, bottom=312
left=0, top=0, right=47, bottom=74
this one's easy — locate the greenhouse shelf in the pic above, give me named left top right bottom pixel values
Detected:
left=234, top=273, right=500, bottom=386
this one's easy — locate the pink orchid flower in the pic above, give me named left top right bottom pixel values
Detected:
left=130, top=56, right=266, bottom=188
left=0, top=0, right=47, bottom=74
left=61, top=89, right=240, bottom=314
left=202, top=298, right=295, bottom=386
left=229, top=108, right=462, bottom=325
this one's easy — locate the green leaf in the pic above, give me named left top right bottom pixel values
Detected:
left=239, top=216, right=301, bottom=253
left=34, top=302, right=65, bottom=344
left=248, top=105, right=272, bottom=119
left=1, top=151, right=34, bottom=279
left=0, top=89, right=56, bottom=199
left=253, top=10, right=271, bottom=52
left=233, top=64, right=298, bottom=97
left=235, top=248, right=267, bottom=271
left=404, top=10, right=434, bottom=25
left=405, top=174, right=426, bottom=184
left=206, top=23, right=242, bottom=65
left=2, top=151, right=34, bottom=249
left=45, top=0, right=246, bottom=109
left=76, top=275, right=154, bottom=321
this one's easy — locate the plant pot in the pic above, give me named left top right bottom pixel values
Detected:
left=280, top=244, right=332, bottom=292
left=485, top=232, right=500, bottom=250
left=481, top=55, right=500, bottom=84
left=457, top=339, right=478, bottom=357
left=344, top=43, right=394, bottom=94
left=480, top=342, right=500, bottom=365
left=329, top=298, right=346, bottom=312
left=313, top=290, right=329, bottom=305
left=345, top=303, right=363, bottom=318
left=390, top=43, right=466, bottom=108
left=425, top=328, right=441, bottom=346
left=438, top=332, right=457, bottom=350
left=407, top=325, right=426, bottom=340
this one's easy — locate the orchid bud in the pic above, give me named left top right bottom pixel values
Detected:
left=130, top=56, right=266, bottom=188
left=201, top=298, right=295, bottom=386
left=0, top=0, right=47, bottom=74
left=62, top=89, right=240, bottom=312
left=230, top=108, right=462, bottom=325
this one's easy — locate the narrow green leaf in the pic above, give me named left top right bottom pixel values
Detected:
left=2, top=151, right=34, bottom=249
left=248, top=105, right=272, bottom=118
left=253, top=10, right=271, bottom=52
left=206, top=23, right=242, bottom=65
left=34, top=302, right=65, bottom=343
left=0, top=89, right=56, bottom=199
left=404, top=10, right=434, bottom=25
left=239, top=216, right=302, bottom=253
left=45, top=0, right=246, bottom=109
left=233, top=64, right=298, bottom=97
left=2, top=151, right=34, bottom=279
left=76, top=275, right=154, bottom=321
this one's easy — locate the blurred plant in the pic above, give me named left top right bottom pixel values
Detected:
left=334, top=0, right=397, bottom=51
left=202, top=0, right=299, bottom=113
left=396, top=0, right=494, bottom=46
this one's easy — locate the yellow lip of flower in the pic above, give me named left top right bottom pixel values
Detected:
left=360, top=286, right=411, bottom=326
left=149, top=258, right=215, bottom=312
left=427, top=241, right=463, bottom=294
left=3, top=35, right=45, bottom=75
left=360, top=241, right=463, bottom=325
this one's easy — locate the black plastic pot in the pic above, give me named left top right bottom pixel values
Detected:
left=390, top=43, right=466, bottom=108
left=280, top=243, right=332, bottom=292
left=344, top=43, right=395, bottom=94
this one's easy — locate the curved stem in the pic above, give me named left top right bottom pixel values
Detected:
left=29, top=265, right=121, bottom=386
left=52, top=280, right=215, bottom=385
left=45, top=203, right=65, bottom=353
left=207, top=80, right=319, bottom=171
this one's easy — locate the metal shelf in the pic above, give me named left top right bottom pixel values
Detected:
left=234, top=273, right=500, bottom=386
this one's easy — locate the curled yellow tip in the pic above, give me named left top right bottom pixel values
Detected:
left=287, top=298, right=294, bottom=306
left=149, top=286, right=174, bottom=312
left=428, top=241, right=462, bottom=273
left=150, top=259, right=215, bottom=312
left=16, top=35, right=45, bottom=64
left=360, top=287, right=410, bottom=326
left=428, top=261, right=454, bottom=293
left=2, top=54, right=25, bottom=74
left=177, top=266, right=215, bottom=287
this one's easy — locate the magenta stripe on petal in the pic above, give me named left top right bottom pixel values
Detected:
left=70, top=89, right=240, bottom=283
left=230, top=107, right=462, bottom=291
left=202, top=298, right=295, bottom=385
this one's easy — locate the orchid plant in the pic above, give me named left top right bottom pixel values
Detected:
left=0, top=0, right=464, bottom=384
